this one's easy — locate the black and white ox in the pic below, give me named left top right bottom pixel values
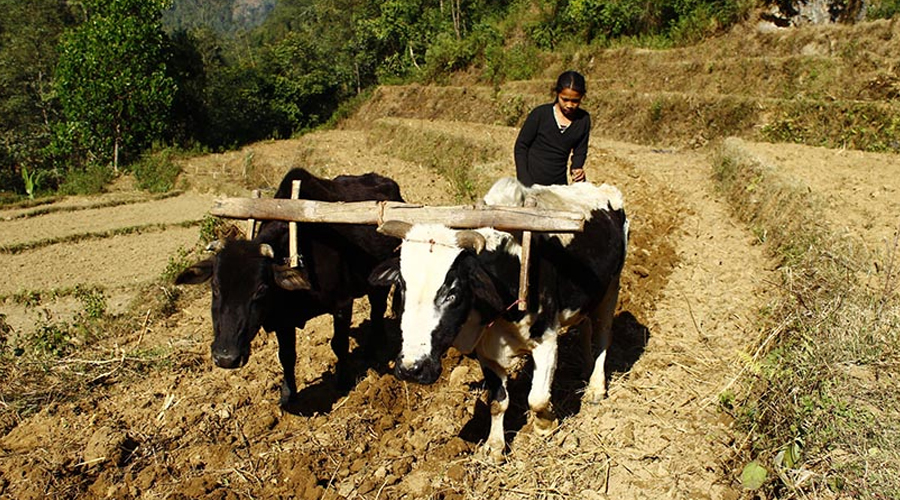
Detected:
left=176, top=168, right=403, bottom=406
left=370, top=177, right=628, bottom=458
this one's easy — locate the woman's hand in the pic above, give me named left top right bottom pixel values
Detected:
left=571, top=168, right=586, bottom=182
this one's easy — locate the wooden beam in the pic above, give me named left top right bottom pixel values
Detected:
left=210, top=198, right=584, bottom=233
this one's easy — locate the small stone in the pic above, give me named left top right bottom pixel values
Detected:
left=446, top=464, right=466, bottom=482
left=448, top=365, right=469, bottom=386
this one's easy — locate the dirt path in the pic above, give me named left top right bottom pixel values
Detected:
left=0, top=121, right=856, bottom=500
left=586, top=141, right=774, bottom=498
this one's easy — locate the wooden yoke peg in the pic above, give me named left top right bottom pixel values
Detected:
left=518, top=195, right=537, bottom=311
left=245, top=189, right=261, bottom=239
left=289, top=181, right=301, bottom=268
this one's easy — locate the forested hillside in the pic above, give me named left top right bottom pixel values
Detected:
left=162, top=0, right=276, bottom=34
left=1, top=0, right=899, bottom=199
left=1, top=0, right=772, bottom=201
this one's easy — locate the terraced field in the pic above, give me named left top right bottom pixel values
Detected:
left=1, top=20, right=898, bottom=499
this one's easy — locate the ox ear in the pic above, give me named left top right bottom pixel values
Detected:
left=175, top=258, right=214, bottom=285
left=272, top=264, right=312, bottom=291
left=369, top=257, right=401, bottom=287
left=465, top=260, right=505, bottom=313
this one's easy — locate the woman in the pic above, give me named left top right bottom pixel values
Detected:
left=514, top=71, right=590, bottom=186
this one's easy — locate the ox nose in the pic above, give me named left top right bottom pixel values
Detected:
left=395, top=358, right=423, bottom=381
left=212, top=349, right=244, bottom=369
left=395, top=356, right=441, bottom=384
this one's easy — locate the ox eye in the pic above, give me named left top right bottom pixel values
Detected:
left=438, top=287, right=459, bottom=306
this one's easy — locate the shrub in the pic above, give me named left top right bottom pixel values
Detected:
left=130, top=145, right=182, bottom=193
left=58, top=163, right=113, bottom=195
left=484, top=42, right=541, bottom=84
left=867, top=0, right=900, bottom=19
left=74, top=285, right=107, bottom=321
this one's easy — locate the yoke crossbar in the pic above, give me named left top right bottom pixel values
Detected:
left=211, top=187, right=585, bottom=312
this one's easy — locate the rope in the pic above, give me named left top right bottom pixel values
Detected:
left=486, top=298, right=525, bottom=329
left=376, top=200, right=387, bottom=227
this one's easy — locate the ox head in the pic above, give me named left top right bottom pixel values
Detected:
left=369, top=221, right=506, bottom=384
left=175, top=239, right=311, bottom=369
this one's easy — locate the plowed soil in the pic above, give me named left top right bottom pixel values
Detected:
left=1, top=103, right=897, bottom=499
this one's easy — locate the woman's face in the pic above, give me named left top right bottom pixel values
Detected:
left=557, top=88, right=583, bottom=118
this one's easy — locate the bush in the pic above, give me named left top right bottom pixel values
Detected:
left=130, top=146, right=182, bottom=193
left=423, top=32, right=479, bottom=82
left=867, top=0, right=900, bottom=19
left=484, top=42, right=541, bottom=84
left=58, top=163, right=113, bottom=195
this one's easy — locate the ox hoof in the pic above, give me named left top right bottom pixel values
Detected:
left=582, top=386, right=608, bottom=405
left=478, top=443, right=506, bottom=464
left=532, top=414, right=558, bottom=437
left=279, top=385, right=299, bottom=408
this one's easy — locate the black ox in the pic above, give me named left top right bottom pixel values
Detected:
left=176, top=168, right=402, bottom=406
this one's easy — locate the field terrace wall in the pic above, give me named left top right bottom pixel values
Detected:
left=360, top=19, right=900, bottom=152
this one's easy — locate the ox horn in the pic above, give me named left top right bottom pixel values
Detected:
left=378, top=220, right=413, bottom=239
left=259, top=243, right=275, bottom=259
left=456, top=230, right=486, bottom=254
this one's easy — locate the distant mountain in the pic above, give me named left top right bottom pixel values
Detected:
left=162, top=0, right=276, bottom=35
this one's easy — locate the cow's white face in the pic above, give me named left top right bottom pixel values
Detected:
left=394, top=225, right=470, bottom=383
left=368, top=223, right=512, bottom=385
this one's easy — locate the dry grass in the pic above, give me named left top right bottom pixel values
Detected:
left=713, top=138, right=900, bottom=499
left=365, top=118, right=512, bottom=202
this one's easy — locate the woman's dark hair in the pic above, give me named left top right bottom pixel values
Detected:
left=554, top=71, right=586, bottom=95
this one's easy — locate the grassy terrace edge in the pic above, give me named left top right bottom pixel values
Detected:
left=712, top=137, right=900, bottom=498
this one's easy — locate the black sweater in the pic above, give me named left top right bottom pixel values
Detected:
left=514, top=103, right=591, bottom=186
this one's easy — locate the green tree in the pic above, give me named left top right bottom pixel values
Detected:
left=54, top=0, right=176, bottom=172
left=0, top=0, right=74, bottom=195
left=263, top=31, right=343, bottom=130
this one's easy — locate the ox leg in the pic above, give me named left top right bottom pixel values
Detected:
left=529, top=333, right=558, bottom=436
left=331, top=302, right=354, bottom=389
left=481, top=361, right=509, bottom=462
left=365, top=287, right=389, bottom=355
left=579, top=319, right=595, bottom=380
left=275, top=327, right=298, bottom=406
left=584, top=274, right=620, bottom=403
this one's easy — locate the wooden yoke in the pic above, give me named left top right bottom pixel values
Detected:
left=211, top=194, right=585, bottom=302
left=518, top=196, right=537, bottom=311
left=211, top=198, right=584, bottom=233
left=289, top=181, right=301, bottom=268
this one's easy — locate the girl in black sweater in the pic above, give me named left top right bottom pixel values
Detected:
left=514, top=71, right=590, bottom=186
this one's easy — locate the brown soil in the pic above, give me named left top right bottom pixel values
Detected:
left=2, top=68, right=899, bottom=500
